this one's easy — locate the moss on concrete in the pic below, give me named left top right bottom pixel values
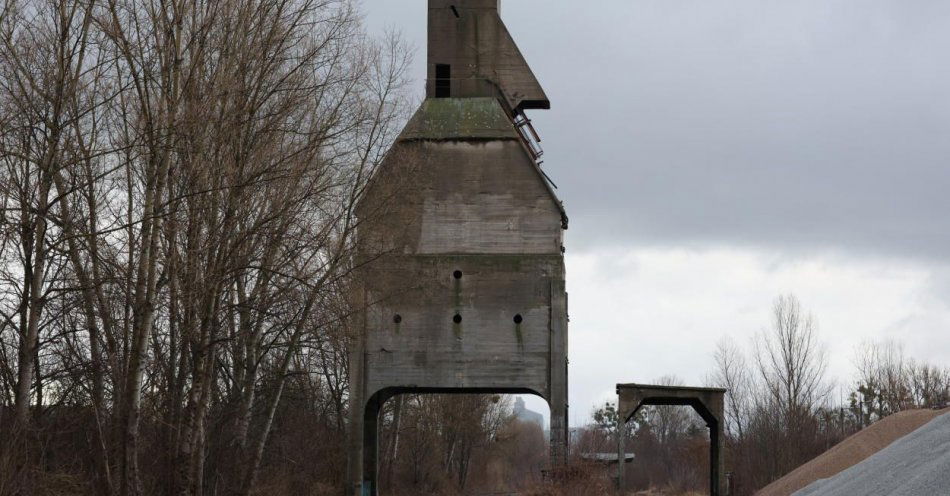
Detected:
left=400, top=97, right=519, bottom=140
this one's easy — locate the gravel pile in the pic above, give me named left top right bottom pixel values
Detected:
left=756, top=408, right=948, bottom=496
left=793, top=410, right=950, bottom=496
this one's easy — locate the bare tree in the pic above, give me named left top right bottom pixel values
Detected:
left=0, top=0, right=100, bottom=429
left=641, top=375, right=700, bottom=447
left=754, top=294, right=831, bottom=423
left=907, top=360, right=950, bottom=409
left=852, top=339, right=912, bottom=422
left=710, top=336, right=753, bottom=440
left=379, top=394, right=515, bottom=493
left=743, top=294, right=833, bottom=486
left=851, top=339, right=949, bottom=423
left=1, top=1, right=414, bottom=494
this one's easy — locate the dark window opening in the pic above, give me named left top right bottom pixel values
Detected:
left=435, top=64, right=451, bottom=98
left=453, top=314, right=462, bottom=324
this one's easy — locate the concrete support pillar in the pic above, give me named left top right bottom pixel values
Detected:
left=361, top=394, right=383, bottom=496
left=617, top=414, right=626, bottom=494
left=346, top=352, right=365, bottom=496
left=549, top=390, right=568, bottom=464
left=549, top=280, right=569, bottom=465
left=345, top=414, right=361, bottom=496
left=710, top=417, right=725, bottom=496
left=709, top=419, right=719, bottom=496
left=347, top=385, right=384, bottom=496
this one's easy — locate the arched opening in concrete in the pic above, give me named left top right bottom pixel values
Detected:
left=616, top=384, right=726, bottom=496
left=362, top=387, right=553, bottom=495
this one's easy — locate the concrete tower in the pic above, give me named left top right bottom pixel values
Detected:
left=347, top=1, right=568, bottom=494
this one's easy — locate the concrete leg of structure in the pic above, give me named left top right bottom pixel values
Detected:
left=710, top=415, right=725, bottom=496
left=347, top=388, right=389, bottom=496
left=549, top=390, right=568, bottom=465
left=362, top=393, right=384, bottom=496
left=617, top=414, right=626, bottom=492
left=346, top=409, right=359, bottom=495
left=549, top=282, right=569, bottom=465
left=345, top=348, right=364, bottom=496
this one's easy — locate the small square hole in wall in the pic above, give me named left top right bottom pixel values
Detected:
left=436, top=64, right=451, bottom=98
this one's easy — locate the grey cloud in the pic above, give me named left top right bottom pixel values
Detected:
left=366, top=0, right=950, bottom=260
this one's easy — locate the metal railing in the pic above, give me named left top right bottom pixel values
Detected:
left=513, top=110, right=543, bottom=162
left=423, top=76, right=553, bottom=185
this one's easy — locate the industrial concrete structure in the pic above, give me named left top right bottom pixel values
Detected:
left=616, top=383, right=727, bottom=496
left=346, top=1, right=568, bottom=494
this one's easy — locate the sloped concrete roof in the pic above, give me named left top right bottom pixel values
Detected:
left=400, top=97, right=519, bottom=140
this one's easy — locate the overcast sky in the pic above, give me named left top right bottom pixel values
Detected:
left=364, top=0, right=950, bottom=427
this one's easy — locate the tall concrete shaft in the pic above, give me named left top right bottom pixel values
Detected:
left=346, top=1, right=568, bottom=495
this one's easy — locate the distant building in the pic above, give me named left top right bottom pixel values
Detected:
left=513, top=397, right=544, bottom=430
left=569, top=427, right=584, bottom=445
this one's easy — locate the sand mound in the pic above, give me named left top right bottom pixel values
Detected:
left=755, top=408, right=950, bottom=496
left=794, top=410, right=950, bottom=495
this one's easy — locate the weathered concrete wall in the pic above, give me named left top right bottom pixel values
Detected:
left=426, top=1, right=549, bottom=109
left=356, top=98, right=564, bottom=254
left=360, top=255, right=563, bottom=387
left=348, top=98, right=568, bottom=495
